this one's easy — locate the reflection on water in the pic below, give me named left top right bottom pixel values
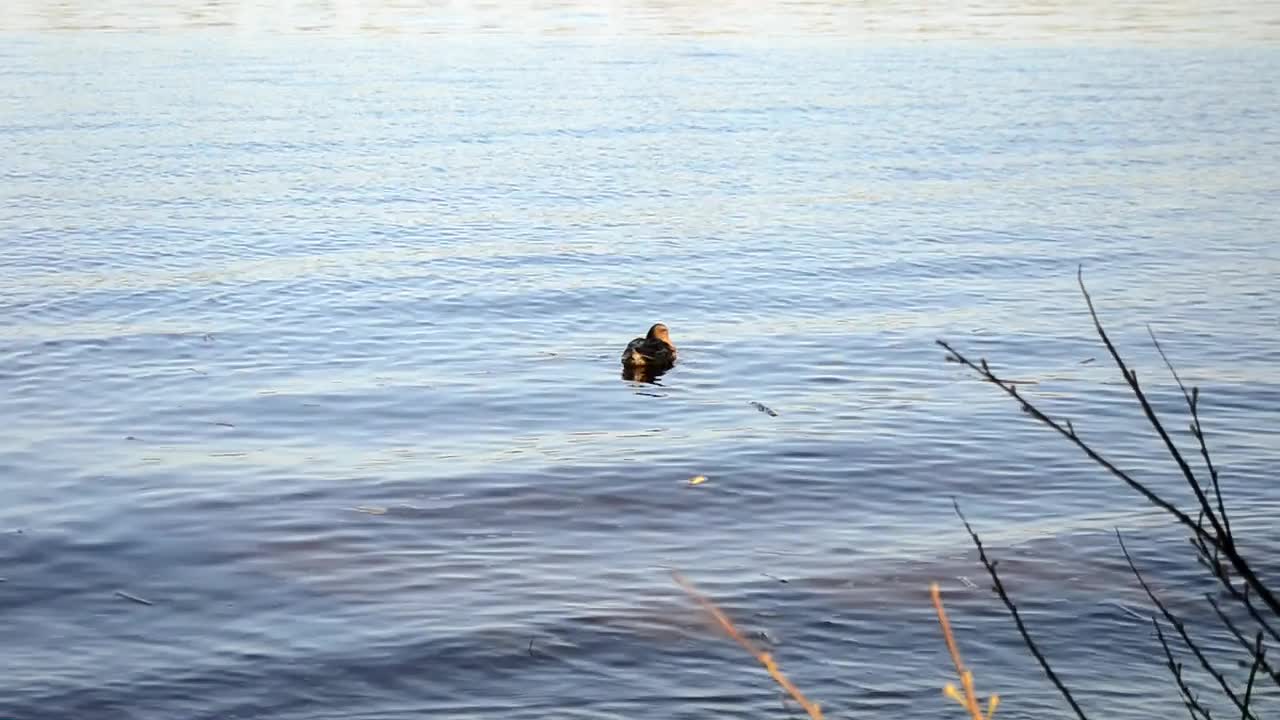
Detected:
left=622, top=364, right=667, bottom=384
left=4, top=0, right=1280, bottom=41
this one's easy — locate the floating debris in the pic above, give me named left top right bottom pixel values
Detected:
left=688, top=475, right=707, bottom=486
left=213, top=422, right=236, bottom=428
left=115, top=590, right=154, bottom=606
left=762, top=572, right=789, bottom=584
left=958, top=575, right=978, bottom=589
left=1080, top=357, right=1096, bottom=364
left=750, top=401, right=778, bottom=417
left=353, top=506, right=388, bottom=515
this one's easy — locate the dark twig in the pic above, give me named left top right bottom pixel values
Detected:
left=954, top=500, right=1090, bottom=720
left=940, top=269, right=1280, bottom=620
left=939, top=338, right=1212, bottom=547
left=1154, top=618, right=1215, bottom=720
left=1206, top=594, right=1280, bottom=688
left=1242, top=632, right=1264, bottom=719
left=942, top=271, right=1280, bottom=718
left=1188, top=520, right=1227, bottom=588
left=1201, top=561, right=1280, bottom=647
left=1077, top=269, right=1228, bottom=548
left=1148, top=324, right=1231, bottom=541
left=1078, top=269, right=1280, bottom=621
left=1118, top=532, right=1255, bottom=719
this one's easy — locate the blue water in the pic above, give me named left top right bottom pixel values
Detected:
left=2, top=26, right=1279, bottom=720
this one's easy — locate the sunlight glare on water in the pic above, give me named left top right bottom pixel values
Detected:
left=4, top=0, right=1280, bottom=41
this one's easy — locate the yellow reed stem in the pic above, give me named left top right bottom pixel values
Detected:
left=672, top=571, right=824, bottom=720
left=931, top=582, right=993, bottom=720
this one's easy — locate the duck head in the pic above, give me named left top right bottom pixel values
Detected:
left=647, top=323, right=673, bottom=347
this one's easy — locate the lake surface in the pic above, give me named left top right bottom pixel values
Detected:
left=2, top=4, right=1280, bottom=718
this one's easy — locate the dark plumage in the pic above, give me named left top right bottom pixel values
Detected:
left=621, top=323, right=677, bottom=373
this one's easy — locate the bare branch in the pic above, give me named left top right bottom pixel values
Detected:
left=954, top=500, right=1091, bottom=720
left=1242, top=632, right=1264, bottom=719
left=1206, top=595, right=1280, bottom=689
left=940, top=269, right=1280, bottom=620
left=1077, top=268, right=1228, bottom=547
left=939, top=338, right=1213, bottom=547
left=1118, top=532, right=1256, bottom=719
left=1148, top=324, right=1230, bottom=540
left=1154, top=618, right=1215, bottom=720
left=1203, top=567, right=1280, bottom=648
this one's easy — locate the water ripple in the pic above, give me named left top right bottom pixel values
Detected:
left=1, top=33, right=1278, bottom=720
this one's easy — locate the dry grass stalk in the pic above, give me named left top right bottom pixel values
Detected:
left=671, top=571, right=824, bottom=720
left=931, top=582, right=999, bottom=720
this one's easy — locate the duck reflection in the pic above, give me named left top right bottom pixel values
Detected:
left=621, top=364, right=669, bottom=384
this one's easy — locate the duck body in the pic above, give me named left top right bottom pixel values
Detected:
left=621, top=323, right=677, bottom=371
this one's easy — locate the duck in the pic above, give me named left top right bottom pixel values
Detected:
left=621, top=323, right=677, bottom=373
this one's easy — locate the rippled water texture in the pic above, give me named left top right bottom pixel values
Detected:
left=2, top=5, right=1280, bottom=719
left=6, top=0, right=1280, bottom=42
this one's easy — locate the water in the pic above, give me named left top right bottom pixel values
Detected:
left=3, top=4, right=1280, bottom=719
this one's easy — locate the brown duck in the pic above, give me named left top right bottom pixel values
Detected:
left=621, top=323, right=677, bottom=373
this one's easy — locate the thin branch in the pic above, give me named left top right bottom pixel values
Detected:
left=1203, top=565, right=1280, bottom=648
left=954, top=500, right=1090, bottom=720
left=1078, top=269, right=1280, bottom=621
left=940, top=269, right=1280, bottom=620
left=1189, top=523, right=1227, bottom=588
left=1118, top=532, right=1255, bottom=719
left=1077, top=269, right=1227, bottom=546
left=1206, top=595, right=1280, bottom=689
left=1154, top=618, right=1215, bottom=720
left=1242, top=632, right=1264, bottom=719
left=939, top=338, right=1213, bottom=547
left=1148, top=324, right=1230, bottom=540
